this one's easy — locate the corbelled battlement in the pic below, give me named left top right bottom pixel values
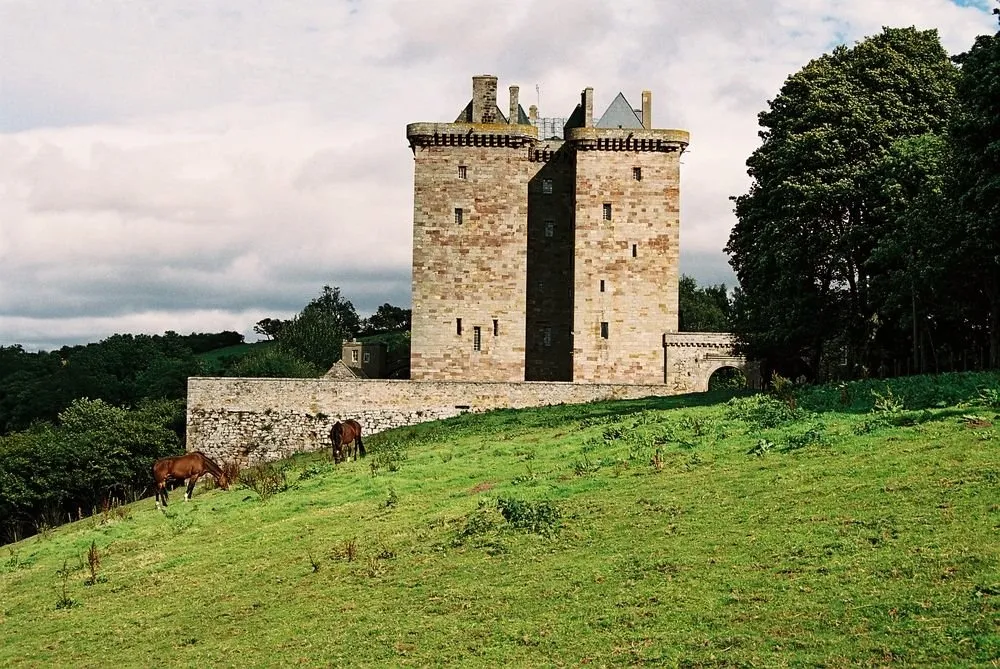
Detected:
left=406, top=122, right=537, bottom=152
left=565, top=127, right=690, bottom=152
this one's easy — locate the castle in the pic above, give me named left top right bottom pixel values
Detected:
left=185, top=75, right=752, bottom=466
left=407, top=75, right=690, bottom=384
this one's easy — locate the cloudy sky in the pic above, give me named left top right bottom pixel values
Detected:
left=0, top=0, right=996, bottom=351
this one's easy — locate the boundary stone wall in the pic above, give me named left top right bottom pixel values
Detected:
left=187, top=377, right=675, bottom=467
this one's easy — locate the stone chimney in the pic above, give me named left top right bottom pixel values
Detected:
left=529, top=105, right=538, bottom=124
left=641, top=90, right=652, bottom=129
left=582, top=87, right=594, bottom=128
left=509, top=85, right=519, bottom=125
left=472, top=74, right=498, bottom=123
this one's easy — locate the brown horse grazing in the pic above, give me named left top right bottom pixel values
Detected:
left=330, top=419, right=365, bottom=464
left=153, top=451, right=229, bottom=507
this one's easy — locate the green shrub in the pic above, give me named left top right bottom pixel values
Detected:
left=724, top=394, right=798, bottom=429
left=496, top=497, right=561, bottom=536
left=239, top=463, right=289, bottom=501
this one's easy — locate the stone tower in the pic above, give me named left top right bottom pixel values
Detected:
left=406, top=75, right=689, bottom=384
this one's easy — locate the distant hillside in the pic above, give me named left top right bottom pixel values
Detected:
left=2, top=373, right=998, bottom=666
left=196, top=340, right=274, bottom=374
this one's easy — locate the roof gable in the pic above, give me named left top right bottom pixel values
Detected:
left=595, top=92, right=643, bottom=129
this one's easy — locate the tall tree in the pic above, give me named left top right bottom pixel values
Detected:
left=276, top=286, right=360, bottom=370
left=951, top=10, right=1000, bottom=368
left=727, top=27, right=958, bottom=378
left=678, top=275, right=731, bottom=332
left=360, top=304, right=412, bottom=335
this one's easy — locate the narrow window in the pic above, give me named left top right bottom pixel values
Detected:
left=632, top=243, right=637, bottom=258
left=363, top=352, right=371, bottom=363
left=351, top=350, right=358, bottom=362
left=544, top=220, right=554, bottom=238
left=600, top=280, right=605, bottom=293
left=543, top=326, right=552, bottom=347
left=542, top=178, right=553, bottom=194
left=632, top=167, right=642, bottom=181
left=600, top=322, right=609, bottom=339
left=492, top=319, right=499, bottom=336
left=458, top=165, right=467, bottom=179
left=473, top=326, right=482, bottom=351
left=602, top=203, right=612, bottom=221
left=456, top=318, right=462, bottom=335
left=455, top=208, right=463, bottom=225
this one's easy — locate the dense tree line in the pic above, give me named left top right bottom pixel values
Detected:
left=0, top=398, right=183, bottom=543
left=727, top=17, right=1000, bottom=381
left=0, top=331, right=235, bottom=435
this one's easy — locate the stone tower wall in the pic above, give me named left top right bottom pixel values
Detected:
left=570, top=129, right=685, bottom=384
left=525, top=140, right=576, bottom=381
left=408, top=124, right=537, bottom=381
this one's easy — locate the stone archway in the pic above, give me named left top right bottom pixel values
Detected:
left=707, top=364, right=747, bottom=391
left=662, top=332, right=760, bottom=393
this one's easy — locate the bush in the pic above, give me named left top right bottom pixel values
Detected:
left=368, top=437, right=408, bottom=477
left=724, top=394, right=798, bottom=429
left=496, top=497, right=561, bottom=536
left=0, top=398, right=183, bottom=544
left=238, top=463, right=289, bottom=501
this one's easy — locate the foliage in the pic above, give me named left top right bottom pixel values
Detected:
left=678, top=275, right=731, bottom=332
left=727, top=27, right=961, bottom=378
left=252, top=318, right=290, bottom=341
left=275, top=285, right=360, bottom=371
left=0, top=398, right=183, bottom=543
left=224, top=346, right=320, bottom=378
left=724, top=394, right=797, bottom=429
left=238, top=462, right=290, bottom=502
left=951, top=19, right=1000, bottom=368
left=0, top=331, right=248, bottom=435
left=359, top=304, right=412, bottom=335
left=496, top=497, right=561, bottom=536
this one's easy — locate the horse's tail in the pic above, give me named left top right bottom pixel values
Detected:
left=357, top=430, right=366, bottom=458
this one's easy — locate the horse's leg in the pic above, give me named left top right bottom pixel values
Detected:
left=186, top=475, right=199, bottom=501
left=161, top=482, right=169, bottom=508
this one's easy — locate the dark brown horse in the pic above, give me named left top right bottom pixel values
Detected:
left=330, top=419, right=365, bottom=464
left=153, top=451, right=229, bottom=507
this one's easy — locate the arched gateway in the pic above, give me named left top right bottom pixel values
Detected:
left=663, top=332, right=759, bottom=393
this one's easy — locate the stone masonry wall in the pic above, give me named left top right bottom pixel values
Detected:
left=187, top=376, right=673, bottom=467
left=408, top=125, right=538, bottom=382
left=571, top=129, right=686, bottom=384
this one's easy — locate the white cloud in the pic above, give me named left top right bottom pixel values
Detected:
left=0, top=0, right=995, bottom=350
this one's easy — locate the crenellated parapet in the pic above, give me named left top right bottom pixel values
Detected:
left=566, top=127, right=690, bottom=153
left=406, top=122, right=537, bottom=153
left=662, top=331, right=737, bottom=348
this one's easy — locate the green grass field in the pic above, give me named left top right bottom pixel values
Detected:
left=2, top=374, right=998, bottom=667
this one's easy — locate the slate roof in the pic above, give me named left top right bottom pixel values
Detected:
left=596, top=92, right=644, bottom=129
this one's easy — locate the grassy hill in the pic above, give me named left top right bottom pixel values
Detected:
left=2, top=374, right=998, bottom=667
left=195, top=341, right=272, bottom=374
